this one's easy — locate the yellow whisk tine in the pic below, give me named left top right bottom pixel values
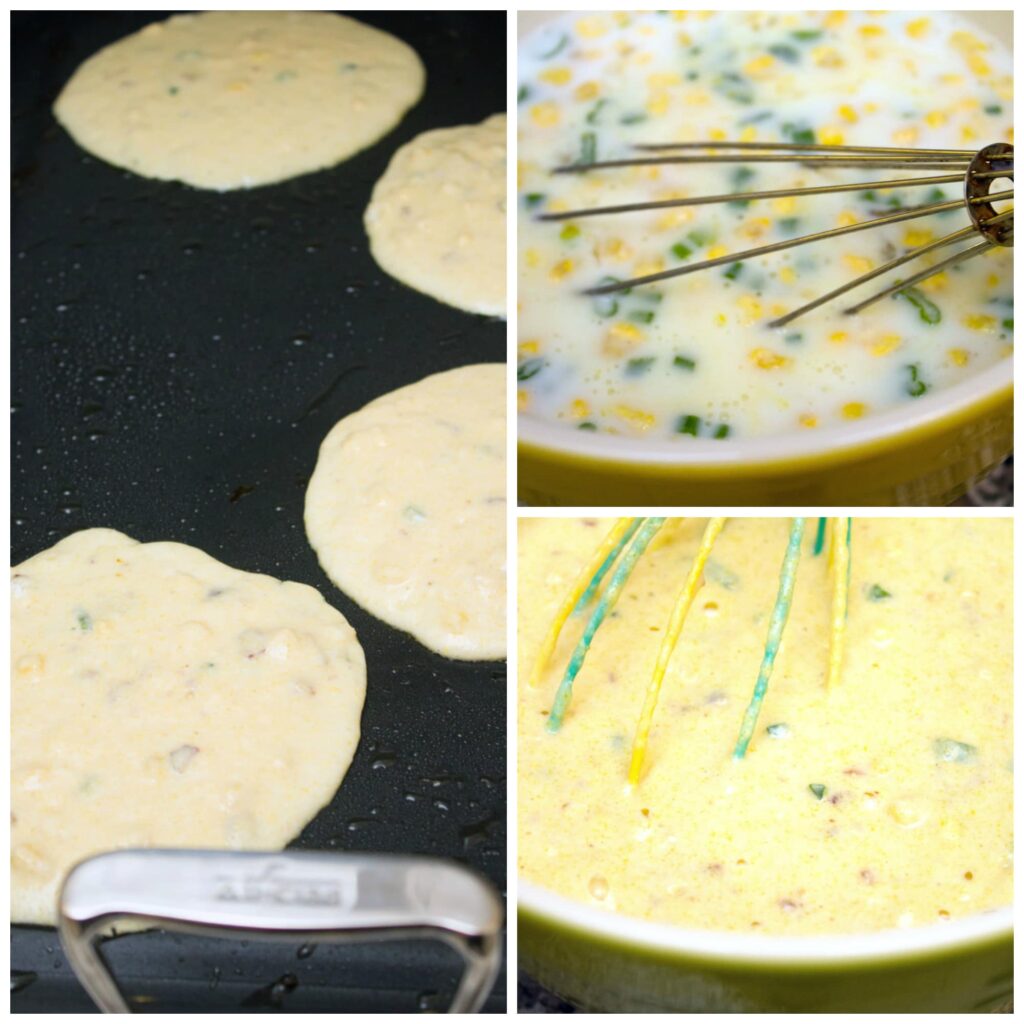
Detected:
left=628, top=517, right=727, bottom=785
left=826, top=518, right=852, bottom=689
left=528, top=517, right=637, bottom=689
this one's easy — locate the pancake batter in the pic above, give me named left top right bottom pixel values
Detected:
left=54, top=11, right=425, bottom=190
left=518, top=517, right=1012, bottom=934
left=305, top=364, right=506, bottom=661
left=12, top=529, right=366, bottom=925
left=365, top=114, right=508, bottom=316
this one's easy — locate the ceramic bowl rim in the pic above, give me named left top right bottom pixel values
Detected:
left=518, top=359, right=1012, bottom=469
left=519, top=878, right=1012, bottom=965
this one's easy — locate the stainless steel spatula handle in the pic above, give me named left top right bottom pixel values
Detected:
left=58, top=849, right=504, bottom=1014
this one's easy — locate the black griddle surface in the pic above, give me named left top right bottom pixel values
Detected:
left=12, top=10, right=507, bottom=1013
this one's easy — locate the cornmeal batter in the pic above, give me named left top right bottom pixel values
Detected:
left=12, top=529, right=366, bottom=925
left=517, top=11, right=1013, bottom=439
left=519, top=517, right=1012, bottom=934
left=55, top=11, right=425, bottom=190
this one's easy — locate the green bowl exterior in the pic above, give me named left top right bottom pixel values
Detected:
left=518, top=384, right=1012, bottom=506
left=519, top=904, right=1013, bottom=1012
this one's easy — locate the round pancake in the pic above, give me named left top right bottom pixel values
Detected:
left=53, top=11, right=425, bottom=190
left=11, top=528, right=366, bottom=925
left=365, top=114, right=507, bottom=316
left=305, top=364, right=506, bottom=660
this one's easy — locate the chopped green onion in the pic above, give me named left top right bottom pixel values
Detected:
left=738, top=110, right=773, bottom=125
left=713, top=423, right=730, bottom=439
left=898, top=287, right=941, bottom=325
left=768, top=43, right=800, bottom=63
left=809, top=783, right=826, bottom=800
left=860, top=190, right=878, bottom=201
left=626, top=357, right=656, bottom=376
left=517, top=85, right=530, bottom=103
left=676, top=414, right=701, bottom=437
left=629, top=310, right=655, bottom=325
left=766, top=723, right=791, bottom=739
left=671, top=242, right=693, bottom=260
left=638, top=290, right=663, bottom=304
left=524, top=193, right=546, bottom=208
left=731, top=166, right=756, bottom=188
left=985, top=104, right=1003, bottom=114
left=713, top=70, right=754, bottom=105
left=723, top=262, right=743, bottom=281
left=593, top=277, right=625, bottom=318
left=705, top=560, right=738, bottom=589
left=673, top=354, right=696, bottom=371
left=784, top=332, right=803, bottom=344
left=560, top=224, right=580, bottom=241
left=577, top=421, right=598, bottom=431
left=586, top=99, right=609, bottom=125
left=517, top=358, right=545, bottom=382
left=934, top=738, right=977, bottom=764
left=904, top=363, right=929, bottom=398
left=275, top=70, right=297, bottom=82
left=782, top=123, right=816, bottom=146
left=791, top=29, right=822, bottom=41
left=579, top=131, right=597, bottom=166
left=1002, top=318, right=1013, bottom=331
left=540, top=34, right=569, bottom=60
left=778, top=218, right=800, bottom=234
left=168, top=85, right=180, bottom=95
left=76, top=611, right=92, bottom=631
left=620, top=112, right=647, bottom=125
left=867, top=584, right=892, bottom=601
left=403, top=504, right=427, bottom=522
left=687, top=229, right=713, bottom=247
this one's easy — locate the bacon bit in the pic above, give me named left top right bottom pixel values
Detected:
left=860, top=869, right=876, bottom=885
left=779, top=898, right=802, bottom=913
left=582, top=519, right=598, bottom=527
left=828, top=792, right=845, bottom=805
left=706, top=863, right=723, bottom=875
left=843, top=767, right=866, bottom=776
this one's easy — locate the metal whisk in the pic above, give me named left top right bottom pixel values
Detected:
left=539, top=141, right=1013, bottom=327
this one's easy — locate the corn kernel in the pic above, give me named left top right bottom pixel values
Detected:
left=950, top=31, right=986, bottom=53
left=892, top=126, right=919, bottom=146
left=647, top=93, right=670, bottom=116
left=813, top=46, right=844, bottom=69
left=906, top=18, right=930, bottom=39
left=963, top=314, right=997, bottom=331
left=715, top=313, right=727, bottom=326
left=960, top=124, right=978, bottom=143
left=864, top=101, right=879, bottom=113
left=574, top=81, right=600, bottom=101
left=924, top=111, right=948, bottom=128
left=611, top=404, right=656, bottom=431
left=837, top=210, right=859, bottom=227
left=550, top=259, right=574, bottom=281
left=602, top=322, right=645, bottom=356
left=844, top=254, right=874, bottom=274
left=904, top=228, right=934, bottom=247
left=601, top=238, right=635, bottom=262
left=770, top=303, right=788, bottom=317
left=706, top=243, right=728, bottom=260
left=647, top=72, right=682, bottom=88
left=749, top=347, right=790, bottom=370
left=540, top=67, right=572, bottom=86
left=829, top=331, right=849, bottom=344
left=986, top=273, right=1000, bottom=288
left=547, top=199, right=569, bottom=213
left=948, top=348, right=970, bottom=367
left=518, top=389, right=530, bottom=411
left=872, top=334, right=902, bottom=357
left=779, top=266, right=796, bottom=284
left=940, top=73, right=965, bottom=86
left=656, top=209, right=695, bottom=230
left=518, top=340, right=540, bottom=356
left=570, top=398, right=591, bottom=418
left=744, top=55, right=775, bottom=77
left=576, top=16, right=609, bottom=38
left=967, top=53, right=991, bottom=76
left=709, top=127, right=727, bottom=141
left=859, top=24, right=885, bottom=38
left=841, top=402, right=867, bottom=420
left=838, top=104, right=859, bottom=123
left=799, top=414, right=819, bottom=429
left=918, top=273, right=948, bottom=294
left=683, top=89, right=710, bottom=105
left=824, top=11, right=846, bottom=28
left=739, top=125, right=758, bottom=143
left=773, top=196, right=797, bottom=215
left=633, top=258, right=666, bottom=277
left=524, top=248, right=540, bottom=268
left=738, top=294, right=763, bottom=321
left=820, top=127, right=845, bottom=146
left=531, top=102, right=561, bottom=128
left=742, top=217, right=772, bottom=240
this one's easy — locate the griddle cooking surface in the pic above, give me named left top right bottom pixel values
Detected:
left=12, top=10, right=506, bottom=1013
